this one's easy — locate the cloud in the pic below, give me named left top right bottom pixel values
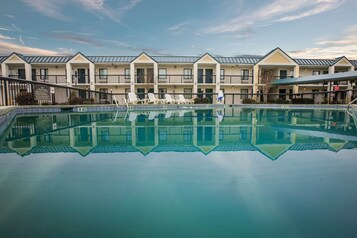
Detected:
left=19, top=35, right=25, bottom=46
left=57, top=47, right=75, bottom=55
left=4, top=15, right=15, bottom=18
left=0, top=41, right=59, bottom=55
left=168, top=21, right=190, bottom=31
left=289, top=25, right=357, bottom=58
left=0, top=34, right=15, bottom=40
left=50, top=31, right=102, bottom=47
left=0, top=27, right=13, bottom=32
left=22, top=0, right=141, bottom=23
left=202, top=0, right=344, bottom=35
left=105, top=39, right=168, bottom=55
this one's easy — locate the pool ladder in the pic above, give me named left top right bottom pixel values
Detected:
left=347, top=98, right=357, bottom=110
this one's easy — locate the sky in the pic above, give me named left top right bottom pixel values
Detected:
left=0, top=0, right=357, bottom=59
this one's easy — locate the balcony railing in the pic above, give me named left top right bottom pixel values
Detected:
left=95, top=75, right=130, bottom=84
left=135, top=75, right=154, bottom=84
left=72, top=75, right=90, bottom=84
left=220, top=75, right=253, bottom=84
left=32, top=75, right=67, bottom=84
left=158, top=75, right=193, bottom=84
left=258, top=75, right=293, bottom=84
left=197, top=75, right=216, bottom=84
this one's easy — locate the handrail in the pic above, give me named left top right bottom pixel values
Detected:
left=347, top=98, right=357, bottom=110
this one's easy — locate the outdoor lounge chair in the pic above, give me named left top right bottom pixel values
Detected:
left=148, top=93, right=159, bottom=104
left=164, top=94, right=176, bottom=104
left=126, top=92, right=146, bottom=105
left=148, top=111, right=157, bottom=120
left=177, top=95, right=188, bottom=104
left=128, top=112, right=138, bottom=122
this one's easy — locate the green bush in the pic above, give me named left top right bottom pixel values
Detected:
left=291, top=98, right=314, bottom=104
left=194, top=98, right=202, bottom=104
left=15, top=92, right=37, bottom=105
left=201, top=97, right=210, bottom=104
left=69, top=96, right=83, bottom=105
left=242, top=98, right=256, bottom=104
left=276, top=98, right=290, bottom=104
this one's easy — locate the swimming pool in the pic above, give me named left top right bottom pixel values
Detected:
left=0, top=107, right=357, bottom=237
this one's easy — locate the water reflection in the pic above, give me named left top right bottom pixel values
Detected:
left=1, top=108, right=356, bottom=160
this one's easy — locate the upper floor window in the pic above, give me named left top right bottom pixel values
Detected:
left=220, top=69, right=225, bottom=80
left=279, top=70, right=287, bottom=79
left=99, top=68, right=108, bottom=80
left=313, top=70, right=320, bottom=76
left=124, top=68, right=130, bottom=79
left=40, top=68, right=48, bottom=80
left=242, top=69, right=249, bottom=80
left=183, top=68, right=192, bottom=79
left=158, top=68, right=167, bottom=79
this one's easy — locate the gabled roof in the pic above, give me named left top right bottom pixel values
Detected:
left=0, top=56, right=7, bottom=63
left=130, top=52, right=157, bottom=63
left=351, top=60, right=357, bottom=66
left=152, top=56, right=199, bottom=63
left=88, top=56, right=135, bottom=63
left=67, top=52, right=94, bottom=64
left=3, top=52, right=30, bottom=64
left=331, top=56, right=353, bottom=67
left=194, top=53, right=219, bottom=64
left=255, top=47, right=297, bottom=65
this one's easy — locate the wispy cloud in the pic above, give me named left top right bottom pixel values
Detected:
left=57, top=47, right=75, bottom=55
left=0, top=41, right=59, bottom=55
left=19, top=35, right=25, bottom=46
left=0, top=34, right=15, bottom=40
left=168, top=21, right=190, bottom=31
left=50, top=31, right=102, bottom=47
left=0, top=27, right=13, bottom=32
left=289, top=25, right=357, bottom=58
left=4, top=14, right=15, bottom=18
left=11, top=24, right=22, bottom=32
left=22, top=0, right=141, bottom=23
left=202, top=0, right=344, bottom=35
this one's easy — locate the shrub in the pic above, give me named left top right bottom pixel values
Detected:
left=194, top=98, right=202, bottom=104
left=275, top=98, right=290, bottom=104
left=242, top=98, right=256, bottom=104
left=291, top=98, right=314, bottom=104
left=15, top=92, right=37, bottom=105
left=201, top=97, right=210, bottom=104
left=69, top=96, right=83, bottom=105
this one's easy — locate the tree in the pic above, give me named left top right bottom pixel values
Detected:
left=260, top=70, right=275, bottom=102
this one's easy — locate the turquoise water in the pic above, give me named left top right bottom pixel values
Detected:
left=0, top=108, right=357, bottom=237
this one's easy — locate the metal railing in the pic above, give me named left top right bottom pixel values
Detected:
left=95, top=75, right=130, bottom=84
left=72, top=75, right=90, bottom=84
left=220, top=75, right=253, bottom=84
left=158, top=75, right=193, bottom=84
left=32, top=75, right=67, bottom=84
left=197, top=75, right=216, bottom=84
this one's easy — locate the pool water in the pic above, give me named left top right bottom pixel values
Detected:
left=0, top=108, right=357, bottom=238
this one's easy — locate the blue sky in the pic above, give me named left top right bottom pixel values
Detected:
left=0, top=0, right=356, bottom=58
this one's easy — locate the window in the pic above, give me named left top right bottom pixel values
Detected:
left=183, top=68, right=192, bottom=79
left=241, top=89, right=249, bottom=99
left=323, top=71, right=329, bottom=74
left=242, top=69, right=249, bottom=81
left=124, top=68, right=130, bottom=79
left=279, top=70, right=287, bottom=79
left=184, top=88, right=192, bottom=99
left=158, top=68, right=167, bottom=79
left=290, top=69, right=294, bottom=77
left=100, top=88, right=108, bottom=100
left=220, top=69, right=225, bottom=80
left=40, top=68, right=48, bottom=80
left=313, top=70, right=320, bottom=76
left=99, top=68, right=108, bottom=80
left=159, top=88, right=167, bottom=99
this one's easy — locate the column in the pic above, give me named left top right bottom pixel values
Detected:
left=66, top=63, right=72, bottom=87
left=25, top=63, right=32, bottom=81
left=193, top=63, right=198, bottom=95
left=293, top=65, right=300, bottom=94
left=89, top=63, right=95, bottom=91
left=1, top=63, right=6, bottom=77
left=215, top=64, right=221, bottom=101
left=92, top=122, right=97, bottom=148
left=252, top=65, right=259, bottom=101
left=154, top=62, right=158, bottom=94
left=130, top=62, right=135, bottom=93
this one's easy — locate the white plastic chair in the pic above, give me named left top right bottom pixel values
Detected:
left=127, top=92, right=145, bottom=104
left=177, top=95, right=188, bottom=104
left=148, top=93, right=158, bottom=104
left=148, top=111, right=157, bottom=120
left=164, top=94, right=176, bottom=104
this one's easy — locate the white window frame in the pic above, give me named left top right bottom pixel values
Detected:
left=158, top=68, right=167, bottom=79
left=99, top=68, right=108, bottom=80
left=183, top=68, right=192, bottom=80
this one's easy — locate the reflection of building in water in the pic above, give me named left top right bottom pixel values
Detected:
left=1, top=108, right=357, bottom=160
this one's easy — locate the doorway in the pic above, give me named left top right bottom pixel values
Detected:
left=137, top=68, right=145, bottom=83
left=205, top=88, right=213, bottom=103
left=147, top=68, right=154, bottom=83
left=279, top=89, right=286, bottom=100
left=137, top=88, right=145, bottom=100
left=198, top=69, right=203, bottom=83
left=77, top=69, right=86, bottom=83
left=205, top=69, right=213, bottom=83
left=18, top=69, right=26, bottom=79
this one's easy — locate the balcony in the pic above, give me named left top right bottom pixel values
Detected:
left=72, top=75, right=89, bottom=85
left=32, top=75, right=67, bottom=84
left=135, top=75, right=154, bottom=84
left=259, top=75, right=293, bottom=84
left=95, top=75, right=130, bottom=84
left=158, top=75, right=193, bottom=84
left=197, top=75, right=216, bottom=84
left=220, top=75, right=253, bottom=85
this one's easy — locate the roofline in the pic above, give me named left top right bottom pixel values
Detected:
left=193, top=52, right=219, bottom=64
left=67, top=52, right=94, bottom=64
left=254, top=47, right=297, bottom=65
left=130, top=52, right=158, bottom=63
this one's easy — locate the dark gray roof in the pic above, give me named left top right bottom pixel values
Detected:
left=26, top=56, right=71, bottom=63
left=0, top=56, right=6, bottom=63
left=152, top=56, right=199, bottom=63
left=88, top=56, right=135, bottom=63
left=294, top=58, right=335, bottom=66
left=0, top=53, right=356, bottom=66
left=215, top=57, right=261, bottom=64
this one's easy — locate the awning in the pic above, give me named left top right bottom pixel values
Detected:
left=273, top=70, right=357, bottom=86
